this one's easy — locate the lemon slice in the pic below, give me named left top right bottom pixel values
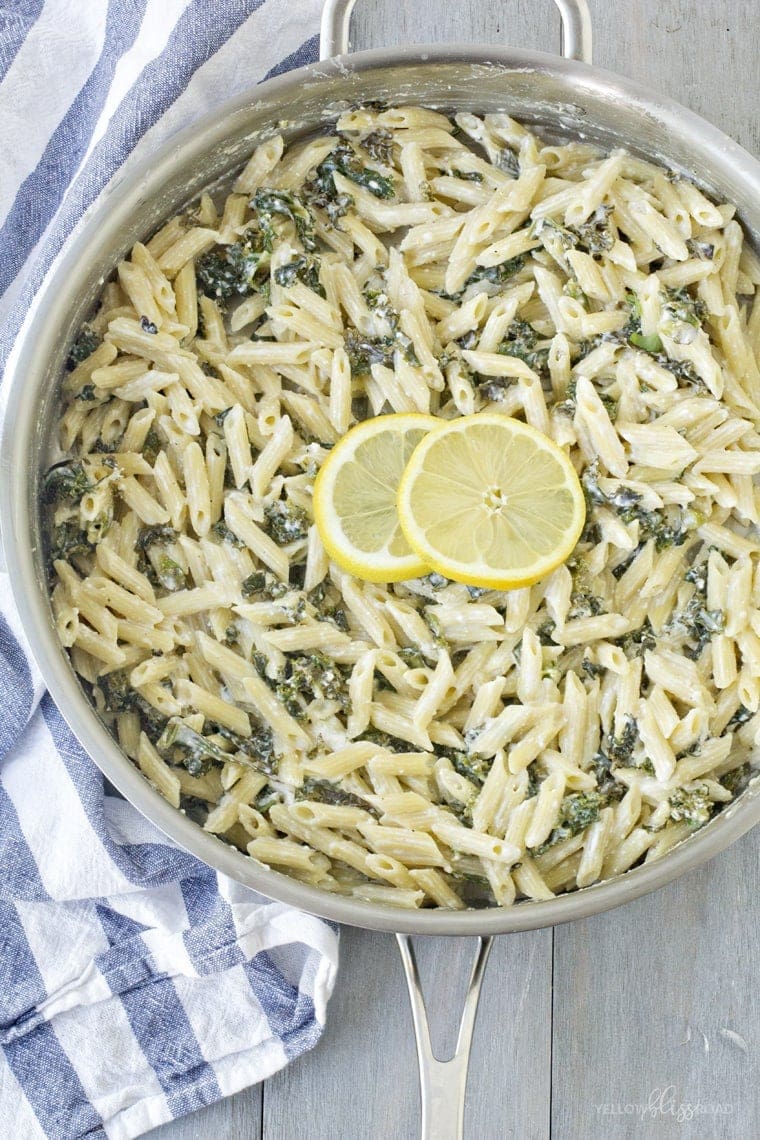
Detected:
left=397, top=413, right=586, bottom=589
left=313, top=413, right=438, bottom=582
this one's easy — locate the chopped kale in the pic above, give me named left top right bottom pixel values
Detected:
left=581, top=657, right=606, bottom=679
left=727, top=705, right=753, bottom=730
left=662, top=286, right=706, bottom=329
left=300, top=171, right=353, bottom=226
left=653, top=353, right=705, bottom=389
left=136, top=525, right=178, bottom=552
left=568, top=590, right=605, bottom=620
left=156, top=718, right=226, bottom=777
left=345, top=327, right=418, bottom=375
left=456, top=330, right=478, bottom=351
left=96, top=670, right=135, bottom=713
left=449, top=168, right=484, bottom=182
left=196, top=234, right=271, bottom=303
left=241, top=570, right=290, bottom=601
left=613, top=619, right=657, bottom=657
left=140, top=316, right=158, bottom=334
left=569, top=204, right=615, bottom=258
left=273, top=254, right=324, bottom=294
left=534, top=216, right=576, bottom=254
left=50, top=522, right=93, bottom=562
left=397, top=646, right=426, bottom=669
left=270, top=653, right=348, bottom=717
left=533, top=790, right=607, bottom=852
left=669, top=591, right=724, bottom=658
left=212, top=520, right=245, bottom=548
left=215, top=723, right=278, bottom=776
left=591, top=749, right=627, bottom=800
left=721, top=761, right=751, bottom=795
left=357, top=728, right=409, bottom=753
left=618, top=504, right=693, bottom=551
left=536, top=618, right=557, bottom=645
left=254, top=785, right=279, bottom=814
left=322, top=605, right=349, bottom=632
left=142, top=429, right=162, bottom=466
left=359, top=129, right=395, bottom=166
left=281, top=594, right=307, bottom=625
left=422, top=572, right=450, bottom=590
left=309, top=139, right=395, bottom=201
left=243, top=726, right=277, bottom=772
left=496, top=147, right=520, bottom=177
left=580, top=459, right=606, bottom=506
left=465, top=255, right=526, bottom=291
left=494, top=317, right=549, bottom=373
left=242, top=571, right=271, bottom=598
left=610, top=486, right=644, bottom=512
left=684, top=560, right=708, bottom=593
left=287, top=653, right=348, bottom=705
left=155, top=556, right=186, bottom=592
left=66, top=325, right=101, bottom=371
left=446, top=750, right=492, bottom=788
left=686, top=239, right=715, bottom=261
left=296, top=777, right=378, bottom=815
left=264, top=500, right=310, bottom=545
left=43, top=461, right=94, bottom=505
left=670, top=561, right=723, bottom=656
left=629, top=331, right=664, bottom=353
left=607, top=717, right=639, bottom=765
left=252, top=187, right=316, bottom=251
left=582, top=462, right=695, bottom=551
left=668, top=784, right=714, bottom=827
left=422, top=609, right=448, bottom=649
left=305, top=580, right=328, bottom=607
left=75, top=384, right=97, bottom=402
left=96, top=671, right=168, bottom=739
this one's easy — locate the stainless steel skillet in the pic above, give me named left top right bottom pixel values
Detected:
left=2, top=0, right=760, bottom=1133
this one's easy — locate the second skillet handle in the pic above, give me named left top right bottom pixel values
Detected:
left=396, top=933, right=494, bottom=1140
left=320, top=0, right=593, bottom=64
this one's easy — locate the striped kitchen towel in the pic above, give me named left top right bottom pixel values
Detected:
left=0, top=3, right=340, bottom=1138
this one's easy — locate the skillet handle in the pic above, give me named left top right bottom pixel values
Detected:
left=320, top=0, right=593, bottom=64
left=396, top=933, right=494, bottom=1140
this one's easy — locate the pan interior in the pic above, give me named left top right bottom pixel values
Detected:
left=10, top=48, right=760, bottom=935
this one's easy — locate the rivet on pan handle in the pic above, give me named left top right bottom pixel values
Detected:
left=396, top=933, right=494, bottom=1140
left=319, top=0, right=593, bottom=64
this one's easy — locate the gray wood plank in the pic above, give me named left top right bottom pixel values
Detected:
left=592, top=0, right=760, bottom=158
left=263, top=926, right=552, bottom=1140
left=552, top=829, right=760, bottom=1139
left=351, top=0, right=557, bottom=55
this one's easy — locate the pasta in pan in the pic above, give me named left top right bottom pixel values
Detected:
left=46, top=105, right=760, bottom=909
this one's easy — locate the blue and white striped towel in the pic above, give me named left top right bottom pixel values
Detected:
left=0, top=4, right=341, bottom=1137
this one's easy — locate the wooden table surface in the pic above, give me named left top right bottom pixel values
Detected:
left=149, top=3, right=760, bottom=1137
